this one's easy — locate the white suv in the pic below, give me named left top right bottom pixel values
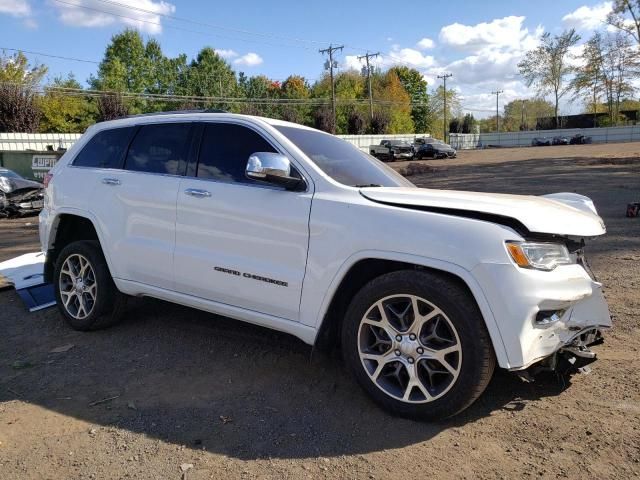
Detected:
left=39, top=112, right=611, bottom=420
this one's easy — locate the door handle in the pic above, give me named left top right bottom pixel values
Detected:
left=102, top=178, right=120, bottom=186
left=184, top=188, right=211, bottom=198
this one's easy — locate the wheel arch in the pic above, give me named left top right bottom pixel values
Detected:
left=313, top=252, right=510, bottom=368
left=44, top=211, right=111, bottom=283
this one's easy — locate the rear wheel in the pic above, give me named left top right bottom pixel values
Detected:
left=341, top=270, right=495, bottom=420
left=54, top=240, right=126, bottom=331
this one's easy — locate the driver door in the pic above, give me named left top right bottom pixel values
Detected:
left=173, top=121, right=313, bottom=322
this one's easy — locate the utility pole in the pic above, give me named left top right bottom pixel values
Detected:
left=319, top=44, right=344, bottom=133
left=437, top=73, right=452, bottom=143
left=358, top=51, right=380, bottom=121
left=521, top=99, right=526, bottom=130
left=492, top=90, right=504, bottom=132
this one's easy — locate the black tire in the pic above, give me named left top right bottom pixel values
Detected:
left=341, top=270, right=495, bottom=420
left=54, top=240, right=127, bottom=331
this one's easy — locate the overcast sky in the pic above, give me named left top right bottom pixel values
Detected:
left=0, top=0, right=619, bottom=117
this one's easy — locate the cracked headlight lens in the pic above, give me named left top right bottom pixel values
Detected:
left=506, top=241, right=573, bottom=271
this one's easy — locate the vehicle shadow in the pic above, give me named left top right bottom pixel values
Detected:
left=1, top=294, right=574, bottom=461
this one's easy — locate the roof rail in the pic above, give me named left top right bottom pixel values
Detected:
left=104, top=109, right=227, bottom=121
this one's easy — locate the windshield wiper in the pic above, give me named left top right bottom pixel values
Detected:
left=354, top=183, right=382, bottom=188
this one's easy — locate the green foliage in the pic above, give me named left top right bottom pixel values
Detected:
left=389, top=66, right=430, bottom=133
left=0, top=50, right=47, bottom=87
left=501, top=98, right=554, bottom=131
left=428, top=85, right=461, bottom=140
left=39, top=75, right=95, bottom=133
left=518, top=29, right=581, bottom=125
left=0, top=51, right=46, bottom=132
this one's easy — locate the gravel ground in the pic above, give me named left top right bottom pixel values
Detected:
left=1, top=144, right=639, bottom=479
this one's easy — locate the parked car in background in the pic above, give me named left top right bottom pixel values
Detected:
left=369, top=139, right=414, bottom=162
left=40, top=112, right=611, bottom=420
left=531, top=137, right=551, bottom=146
left=552, top=136, right=570, bottom=145
left=570, top=134, right=593, bottom=145
left=0, top=168, right=44, bottom=217
left=413, top=137, right=457, bottom=159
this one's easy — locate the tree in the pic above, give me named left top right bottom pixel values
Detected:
left=607, top=0, right=640, bottom=45
left=371, top=70, right=414, bottom=133
left=571, top=33, right=605, bottom=127
left=518, top=29, right=581, bottom=127
left=389, top=66, right=430, bottom=133
left=502, top=99, right=554, bottom=131
left=97, top=93, right=129, bottom=121
left=370, top=110, right=391, bottom=134
left=182, top=47, right=237, bottom=110
left=39, top=75, right=95, bottom=133
left=313, top=106, right=335, bottom=133
left=428, top=85, right=461, bottom=139
left=0, top=51, right=46, bottom=132
left=461, top=113, right=477, bottom=133
left=92, top=30, right=148, bottom=93
left=0, top=83, right=41, bottom=132
left=600, top=33, right=640, bottom=124
left=0, top=50, right=47, bottom=87
left=347, top=108, right=366, bottom=134
left=279, top=75, right=311, bottom=125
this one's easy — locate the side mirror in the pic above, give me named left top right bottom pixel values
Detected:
left=245, top=152, right=305, bottom=191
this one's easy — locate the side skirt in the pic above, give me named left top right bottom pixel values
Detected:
left=114, top=278, right=317, bottom=345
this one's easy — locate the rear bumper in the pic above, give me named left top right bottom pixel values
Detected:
left=472, top=262, right=612, bottom=370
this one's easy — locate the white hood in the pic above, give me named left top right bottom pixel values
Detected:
left=360, top=187, right=606, bottom=237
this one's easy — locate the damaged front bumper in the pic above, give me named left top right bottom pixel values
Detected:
left=472, top=262, right=612, bottom=371
left=0, top=189, right=44, bottom=216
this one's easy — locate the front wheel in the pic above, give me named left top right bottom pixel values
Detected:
left=54, top=240, right=127, bottom=331
left=341, top=270, right=495, bottom=420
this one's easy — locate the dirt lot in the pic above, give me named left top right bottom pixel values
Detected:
left=1, top=143, right=639, bottom=479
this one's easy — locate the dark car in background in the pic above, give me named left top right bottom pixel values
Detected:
left=413, top=137, right=457, bottom=159
left=0, top=168, right=44, bottom=217
left=531, top=137, right=552, bottom=146
left=552, top=136, right=570, bottom=145
left=369, top=139, right=414, bottom=162
left=570, top=134, right=593, bottom=145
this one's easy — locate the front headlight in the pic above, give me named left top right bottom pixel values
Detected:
left=506, top=241, right=573, bottom=271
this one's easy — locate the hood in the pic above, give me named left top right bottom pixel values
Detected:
left=0, top=176, right=42, bottom=194
left=360, top=187, right=606, bottom=237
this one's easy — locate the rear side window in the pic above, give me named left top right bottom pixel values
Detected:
left=73, top=127, right=133, bottom=168
left=197, top=123, right=276, bottom=183
left=125, top=123, right=191, bottom=175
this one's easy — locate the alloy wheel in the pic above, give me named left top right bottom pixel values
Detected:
left=358, top=294, right=462, bottom=403
left=58, top=254, right=98, bottom=320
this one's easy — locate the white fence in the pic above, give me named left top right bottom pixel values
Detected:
left=338, top=133, right=429, bottom=152
left=449, top=125, right=640, bottom=150
left=1, top=132, right=425, bottom=154
left=0, top=133, right=82, bottom=152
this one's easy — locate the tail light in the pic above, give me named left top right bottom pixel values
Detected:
left=43, top=172, right=53, bottom=188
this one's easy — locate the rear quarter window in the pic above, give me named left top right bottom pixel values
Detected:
left=73, top=127, right=134, bottom=169
left=124, top=123, right=191, bottom=175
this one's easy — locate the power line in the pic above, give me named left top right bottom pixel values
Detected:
left=56, top=0, right=426, bottom=72
left=52, top=0, right=314, bottom=51
left=437, top=73, right=452, bottom=142
left=0, top=47, right=99, bottom=64
left=319, top=45, right=343, bottom=133
left=91, top=0, right=328, bottom=47
left=357, top=52, right=380, bottom=121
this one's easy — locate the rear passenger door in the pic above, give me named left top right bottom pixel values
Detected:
left=89, top=122, right=193, bottom=290
left=173, top=121, right=313, bottom=321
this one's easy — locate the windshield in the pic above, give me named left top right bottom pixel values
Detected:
left=275, top=125, right=413, bottom=188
